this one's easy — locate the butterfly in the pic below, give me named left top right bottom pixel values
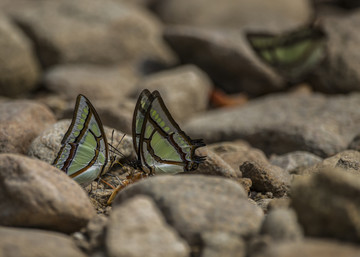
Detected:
left=53, top=94, right=118, bottom=186
left=132, top=89, right=206, bottom=175
left=246, top=24, right=327, bottom=82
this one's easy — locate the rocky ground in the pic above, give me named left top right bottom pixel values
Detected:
left=1, top=0, right=360, bottom=257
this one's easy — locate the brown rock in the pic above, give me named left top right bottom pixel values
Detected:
left=0, top=226, right=87, bottom=257
left=208, top=140, right=268, bottom=172
left=12, top=0, right=176, bottom=68
left=43, top=64, right=137, bottom=101
left=0, top=100, right=56, bottom=154
left=292, top=167, right=360, bottom=243
left=252, top=239, right=360, bottom=257
left=240, top=161, right=291, bottom=197
left=187, top=147, right=241, bottom=178
left=0, top=153, right=95, bottom=233
left=0, top=14, right=40, bottom=97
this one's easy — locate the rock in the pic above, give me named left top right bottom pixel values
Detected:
left=240, top=161, right=291, bottom=197
left=0, top=226, right=87, bottom=257
left=301, top=150, right=360, bottom=176
left=349, top=133, right=360, bottom=151
left=260, top=209, right=303, bottom=241
left=153, top=0, right=312, bottom=29
left=187, top=147, right=241, bottom=178
left=164, top=26, right=285, bottom=95
left=256, top=199, right=273, bottom=214
left=291, top=167, right=360, bottom=243
left=136, top=65, right=211, bottom=122
left=184, top=92, right=360, bottom=157
left=251, top=239, right=360, bottom=257
left=43, top=64, right=137, bottom=101
left=0, top=153, right=95, bottom=233
left=311, top=10, right=360, bottom=93
left=12, top=0, right=175, bottom=69
left=28, top=120, right=134, bottom=165
left=113, top=175, right=263, bottom=248
left=107, top=195, right=190, bottom=257
left=200, top=231, right=246, bottom=257
left=72, top=214, right=108, bottom=254
left=208, top=140, right=268, bottom=172
left=0, top=100, right=56, bottom=154
left=270, top=151, right=323, bottom=173
left=0, top=14, right=39, bottom=97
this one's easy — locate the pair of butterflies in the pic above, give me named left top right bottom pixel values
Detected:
left=53, top=89, right=205, bottom=186
left=246, top=24, right=327, bottom=83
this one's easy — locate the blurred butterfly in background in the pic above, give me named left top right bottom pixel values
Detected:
left=53, top=94, right=119, bottom=187
left=132, top=89, right=206, bottom=175
left=246, top=24, right=327, bottom=83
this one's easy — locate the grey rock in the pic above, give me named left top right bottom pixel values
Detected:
left=28, top=120, right=134, bottom=165
left=312, top=10, right=360, bottom=93
left=113, top=175, right=263, bottom=248
left=291, top=167, right=360, bottom=243
left=187, top=147, right=241, bottom=178
left=0, top=14, right=40, bottom=97
left=200, top=231, right=245, bottom=257
left=208, top=140, right=268, bottom=173
left=164, top=26, right=285, bottom=95
left=137, top=65, right=211, bottom=122
left=184, top=92, right=360, bottom=157
left=251, top=239, right=360, bottom=257
left=43, top=64, right=137, bottom=101
left=12, top=0, right=176, bottom=68
left=0, top=226, right=87, bottom=257
left=154, top=0, right=312, bottom=29
left=0, top=100, right=56, bottom=154
left=0, top=153, right=95, bottom=233
left=260, top=209, right=303, bottom=241
left=270, top=151, right=323, bottom=173
left=240, top=161, right=291, bottom=197
left=107, top=195, right=190, bottom=257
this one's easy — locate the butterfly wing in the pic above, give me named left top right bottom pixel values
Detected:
left=133, top=90, right=205, bottom=175
left=246, top=25, right=327, bottom=82
left=53, top=94, right=109, bottom=186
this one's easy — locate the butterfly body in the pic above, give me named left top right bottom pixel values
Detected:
left=133, top=89, right=205, bottom=175
left=53, top=94, right=111, bottom=186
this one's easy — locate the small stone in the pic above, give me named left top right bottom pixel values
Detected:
left=106, top=195, right=189, bottom=257
left=270, top=151, right=323, bottom=173
left=291, top=167, right=360, bottom=243
left=240, top=161, right=291, bottom=197
left=187, top=147, right=241, bottom=178
left=0, top=153, right=95, bottom=233
left=0, top=226, right=87, bottom=257
left=251, top=239, right=360, bottom=257
left=200, top=231, right=246, bottom=257
left=0, top=100, right=56, bottom=154
left=301, top=150, right=360, bottom=176
left=208, top=140, right=268, bottom=174
left=260, top=208, right=303, bottom=241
